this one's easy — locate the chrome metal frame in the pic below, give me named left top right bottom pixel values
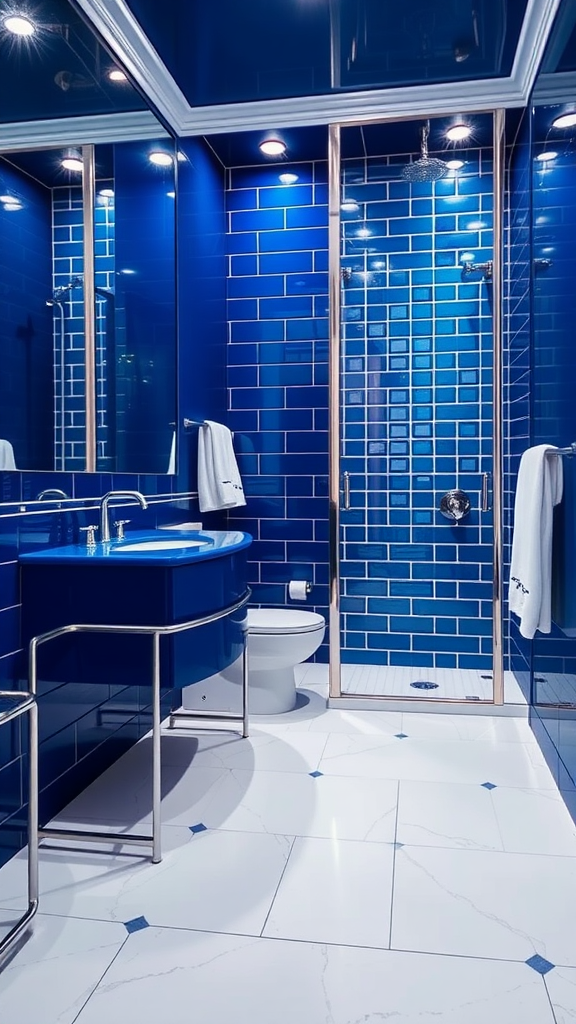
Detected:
left=82, top=143, right=97, bottom=474
left=328, top=109, right=506, bottom=707
left=28, top=589, right=250, bottom=865
left=0, top=692, right=38, bottom=963
left=492, top=109, right=505, bottom=706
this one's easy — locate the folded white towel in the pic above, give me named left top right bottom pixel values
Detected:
left=509, top=444, right=563, bottom=639
left=197, top=420, right=246, bottom=513
left=0, top=439, right=16, bottom=470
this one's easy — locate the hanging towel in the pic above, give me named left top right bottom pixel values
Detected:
left=197, top=420, right=246, bottom=513
left=167, top=431, right=176, bottom=474
left=509, top=444, right=563, bottom=639
left=0, top=439, right=16, bottom=470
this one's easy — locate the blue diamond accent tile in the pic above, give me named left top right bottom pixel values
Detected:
left=309, top=770, right=323, bottom=778
left=393, top=842, right=405, bottom=849
left=189, top=822, right=208, bottom=834
left=124, top=916, right=149, bottom=934
left=526, top=954, right=555, bottom=975
left=481, top=782, right=497, bottom=790
left=395, top=733, right=408, bottom=739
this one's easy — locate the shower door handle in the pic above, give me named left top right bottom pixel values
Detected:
left=342, top=472, right=351, bottom=510
left=481, top=472, right=490, bottom=512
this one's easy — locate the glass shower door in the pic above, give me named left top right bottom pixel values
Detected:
left=334, top=115, right=502, bottom=704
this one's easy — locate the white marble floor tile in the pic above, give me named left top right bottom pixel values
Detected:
left=0, top=828, right=292, bottom=937
left=0, top=913, right=126, bottom=1024
left=55, top=760, right=231, bottom=828
left=193, top=768, right=398, bottom=842
left=399, top=711, right=536, bottom=744
left=319, top=733, right=556, bottom=788
left=262, top=835, right=394, bottom=947
left=490, top=786, right=576, bottom=856
left=255, top=703, right=404, bottom=736
left=392, top=844, right=576, bottom=964
left=396, top=780, right=503, bottom=851
left=71, top=927, right=556, bottom=1024
left=545, top=966, right=576, bottom=1023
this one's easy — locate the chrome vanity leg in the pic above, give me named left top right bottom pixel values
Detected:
left=152, top=631, right=162, bottom=863
left=28, top=699, right=39, bottom=908
left=242, top=625, right=249, bottom=738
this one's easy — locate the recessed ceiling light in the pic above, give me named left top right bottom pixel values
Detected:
left=279, top=172, right=298, bottom=184
left=99, top=188, right=114, bottom=198
left=341, top=199, right=360, bottom=212
left=166, top=191, right=175, bottom=198
left=61, top=156, right=83, bottom=172
left=149, top=151, right=173, bottom=166
left=3, top=14, right=35, bottom=35
left=108, top=68, right=127, bottom=82
left=3, top=201, right=22, bottom=211
left=119, top=268, right=136, bottom=275
left=536, top=151, right=558, bottom=162
left=356, top=226, right=371, bottom=238
left=446, top=124, right=472, bottom=142
left=0, top=193, right=13, bottom=202
left=259, top=138, right=286, bottom=157
left=446, top=159, right=465, bottom=170
left=552, top=112, right=576, bottom=129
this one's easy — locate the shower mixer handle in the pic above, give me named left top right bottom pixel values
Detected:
left=439, top=489, right=471, bottom=523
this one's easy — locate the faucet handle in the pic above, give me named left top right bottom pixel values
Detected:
left=79, top=525, right=98, bottom=549
left=114, top=519, right=131, bottom=540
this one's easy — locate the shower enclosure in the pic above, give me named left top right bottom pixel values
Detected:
left=328, top=110, right=511, bottom=707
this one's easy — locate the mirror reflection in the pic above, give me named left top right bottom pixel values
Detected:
left=0, top=138, right=177, bottom=474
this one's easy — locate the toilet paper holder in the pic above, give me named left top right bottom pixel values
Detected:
left=288, top=580, right=313, bottom=600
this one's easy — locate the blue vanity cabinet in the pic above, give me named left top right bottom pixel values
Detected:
left=19, top=531, right=253, bottom=690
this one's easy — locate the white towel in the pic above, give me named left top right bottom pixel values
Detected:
left=167, top=431, right=176, bottom=474
left=0, top=439, right=16, bottom=470
left=197, top=420, right=246, bottom=513
left=509, top=444, right=563, bottom=639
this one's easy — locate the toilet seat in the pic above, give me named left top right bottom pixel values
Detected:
left=248, top=608, right=325, bottom=635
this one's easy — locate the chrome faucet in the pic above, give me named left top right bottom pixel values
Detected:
left=99, top=490, right=148, bottom=542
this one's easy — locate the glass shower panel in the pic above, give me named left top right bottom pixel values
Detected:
left=338, top=116, right=496, bottom=702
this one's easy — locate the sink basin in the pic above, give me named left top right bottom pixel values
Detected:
left=114, top=538, right=209, bottom=552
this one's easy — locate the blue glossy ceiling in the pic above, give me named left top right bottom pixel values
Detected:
left=0, top=0, right=146, bottom=122
left=124, top=0, right=529, bottom=107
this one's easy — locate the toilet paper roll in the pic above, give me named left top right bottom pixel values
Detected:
left=289, top=580, right=311, bottom=601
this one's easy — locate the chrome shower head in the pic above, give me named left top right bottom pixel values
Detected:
left=402, top=121, right=448, bottom=182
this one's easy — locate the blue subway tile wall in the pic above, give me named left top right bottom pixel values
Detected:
left=226, top=148, right=494, bottom=670
left=504, top=110, right=532, bottom=697
left=0, top=161, right=53, bottom=472
left=225, top=162, right=330, bottom=657
left=339, top=147, right=493, bottom=669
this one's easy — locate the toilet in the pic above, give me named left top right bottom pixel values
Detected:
left=181, top=607, right=326, bottom=716
left=247, top=608, right=326, bottom=714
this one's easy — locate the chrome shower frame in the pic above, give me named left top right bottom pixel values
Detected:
left=328, top=110, right=506, bottom=707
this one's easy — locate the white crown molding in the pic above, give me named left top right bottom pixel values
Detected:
left=532, top=70, right=576, bottom=103
left=75, top=0, right=559, bottom=138
left=73, top=0, right=191, bottom=130
left=0, top=110, right=167, bottom=152
left=510, top=0, right=563, bottom=100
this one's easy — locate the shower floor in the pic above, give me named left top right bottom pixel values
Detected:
left=295, top=662, right=527, bottom=705
left=534, top=673, right=576, bottom=706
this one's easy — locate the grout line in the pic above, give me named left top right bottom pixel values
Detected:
left=69, top=932, right=131, bottom=1024
left=388, top=780, right=401, bottom=949
left=258, top=835, right=297, bottom=938
left=543, top=973, right=560, bottom=1024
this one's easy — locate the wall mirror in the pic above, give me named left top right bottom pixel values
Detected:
left=0, top=137, right=177, bottom=475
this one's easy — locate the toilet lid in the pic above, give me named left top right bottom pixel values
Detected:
left=248, top=608, right=325, bottom=635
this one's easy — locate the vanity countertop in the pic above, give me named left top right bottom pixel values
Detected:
left=19, top=529, right=253, bottom=567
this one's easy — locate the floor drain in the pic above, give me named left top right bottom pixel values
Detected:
left=410, top=681, right=439, bottom=690
left=480, top=675, right=493, bottom=680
